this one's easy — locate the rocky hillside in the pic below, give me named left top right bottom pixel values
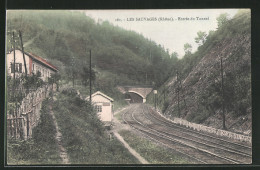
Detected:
left=163, top=10, right=251, bottom=134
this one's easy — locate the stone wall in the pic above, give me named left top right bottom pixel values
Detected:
left=7, top=84, right=55, bottom=140
left=156, top=110, right=251, bottom=144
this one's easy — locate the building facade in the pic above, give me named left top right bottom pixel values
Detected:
left=6, top=49, right=58, bottom=81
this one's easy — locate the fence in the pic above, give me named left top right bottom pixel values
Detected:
left=156, top=110, right=251, bottom=144
left=7, top=84, right=56, bottom=140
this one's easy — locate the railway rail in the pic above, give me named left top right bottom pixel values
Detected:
left=122, top=104, right=252, bottom=164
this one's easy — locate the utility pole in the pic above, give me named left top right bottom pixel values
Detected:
left=12, top=31, right=17, bottom=139
left=153, top=90, right=157, bottom=110
left=89, top=49, right=92, bottom=104
left=12, top=32, right=16, bottom=82
left=176, top=71, right=180, bottom=118
left=71, top=56, right=75, bottom=88
left=163, top=86, right=166, bottom=103
left=18, top=30, right=28, bottom=76
left=145, top=73, right=147, bottom=85
left=220, top=56, right=226, bottom=130
left=179, top=76, right=188, bottom=115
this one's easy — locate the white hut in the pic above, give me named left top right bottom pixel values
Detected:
left=86, top=91, right=114, bottom=127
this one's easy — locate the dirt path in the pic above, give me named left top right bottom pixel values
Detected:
left=49, top=104, right=70, bottom=164
left=112, top=106, right=149, bottom=164
left=113, top=132, right=149, bottom=164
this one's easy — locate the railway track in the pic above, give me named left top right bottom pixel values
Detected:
left=122, top=104, right=252, bottom=164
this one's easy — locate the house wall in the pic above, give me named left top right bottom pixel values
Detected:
left=6, top=50, right=30, bottom=77
left=6, top=50, right=55, bottom=81
left=92, top=94, right=113, bottom=122
left=31, top=60, right=55, bottom=81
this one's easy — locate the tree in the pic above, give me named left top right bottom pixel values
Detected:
left=171, top=52, right=178, bottom=59
left=80, top=66, right=96, bottom=87
left=184, top=43, right=192, bottom=55
left=48, top=72, right=61, bottom=92
left=216, top=13, right=230, bottom=28
left=195, top=31, right=207, bottom=46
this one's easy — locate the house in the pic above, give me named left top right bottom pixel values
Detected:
left=6, top=49, right=58, bottom=81
left=86, top=91, right=114, bottom=127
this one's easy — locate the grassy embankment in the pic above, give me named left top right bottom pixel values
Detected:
left=115, top=109, right=190, bottom=164
left=119, top=130, right=190, bottom=164
left=7, top=98, right=62, bottom=165
left=52, top=89, right=138, bottom=164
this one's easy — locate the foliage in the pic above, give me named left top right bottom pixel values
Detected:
left=48, top=72, right=61, bottom=91
left=22, top=73, right=44, bottom=91
left=150, top=10, right=251, bottom=123
left=6, top=10, right=178, bottom=92
left=7, top=73, right=44, bottom=104
left=52, top=90, right=138, bottom=164
left=7, top=98, right=61, bottom=164
left=80, top=66, right=96, bottom=87
left=216, top=13, right=230, bottom=28
left=183, top=43, right=192, bottom=55
left=195, top=31, right=207, bottom=46
left=162, top=100, right=169, bottom=113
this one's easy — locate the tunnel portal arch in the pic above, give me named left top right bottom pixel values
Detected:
left=126, top=92, right=144, bottom=103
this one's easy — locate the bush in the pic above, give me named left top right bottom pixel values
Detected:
left=52, top=92, right=138, bottom=164
left=7, top=98, right=61, bottom=165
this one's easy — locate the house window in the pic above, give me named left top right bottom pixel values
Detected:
left=95, top=105, right=102, bottom=112
left=11, top=63, right=22, bottom=73
left=32, top=64, right=34, bottom=72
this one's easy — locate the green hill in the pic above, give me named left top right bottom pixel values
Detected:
left=147, top=10, right=251, bottom=134
left=6, top=10, right=177, bottom=101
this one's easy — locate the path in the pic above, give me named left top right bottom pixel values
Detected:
left=49, top=103, right=70, bottom=164
left=113, top=132, right=149, bottom=164
left=112, top=106, right=149, bottom=164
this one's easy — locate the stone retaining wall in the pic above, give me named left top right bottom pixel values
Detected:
left=7, top=84, right=56, bottom=140
left=156, top=110, right=251, bottom=144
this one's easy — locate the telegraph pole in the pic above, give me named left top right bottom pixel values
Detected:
left=220, top=56, right=226, bottom=130
left=145, top=73, right=147, bottom=85
left=179, top=75, right=188, bottom=114
left=153, top=90, right=157, bottom=110
left=71, top=56, right=75, bottom=88
left=19, top=30, right=27, bottom=76
left=163, top=86, right=166, bottom=103
left=12, top=32, right=16, bottom=81
left=89, top=49, right=92, bottom=104
left=176, top=71, right=180, bottom=118
left=12, top=31, right=17, bottom=139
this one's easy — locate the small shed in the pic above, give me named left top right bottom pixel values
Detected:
left=86, top=91, right=114, bottom=127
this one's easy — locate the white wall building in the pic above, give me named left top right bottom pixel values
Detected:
left=6, top=49, right=58, bottom=81
left=86, top=91, right=114, bottom=126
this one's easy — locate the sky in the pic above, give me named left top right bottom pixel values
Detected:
left=84, top=9, right=239, bottom=58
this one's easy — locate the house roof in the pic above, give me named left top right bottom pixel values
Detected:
left=86, top=91, right=114, bottom=102
left=9, top=49, right=58, bottom=72
left=24, top=51, right=58, bottom=72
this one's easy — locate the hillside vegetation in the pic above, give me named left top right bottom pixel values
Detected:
left=147, top=10, right=251, bottom=134
left=7, top=91, right=139, bottom=164
left=7, top=10, right=177, bottom=98
left=7, top=99, right=62, bottom=164
left=52, top=89, right=139, bottom=163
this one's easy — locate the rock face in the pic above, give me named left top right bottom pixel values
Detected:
left=165, top=31, right=251, bottom=134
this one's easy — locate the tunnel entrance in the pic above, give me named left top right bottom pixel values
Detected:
left=125, top=92, right=143, bottom=103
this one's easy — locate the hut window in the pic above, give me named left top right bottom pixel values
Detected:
left=95, top=105, right=102, bottom=112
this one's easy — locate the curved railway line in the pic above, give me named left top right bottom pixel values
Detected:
left=122, top=104, right=252, bottom=164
